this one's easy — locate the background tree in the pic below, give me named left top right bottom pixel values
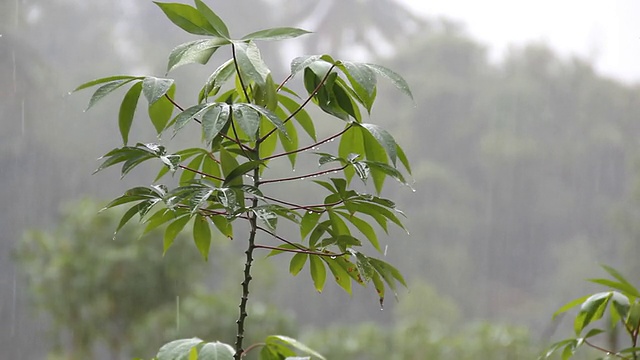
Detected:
left=15, top=199, right=204, bottom=359
left=278, top=0, right=426, bottom=58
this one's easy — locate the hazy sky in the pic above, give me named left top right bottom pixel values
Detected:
left=399, top=0, right=640, bottom=84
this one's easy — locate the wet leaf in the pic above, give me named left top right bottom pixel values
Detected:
left=118, top=81, right=143, bottom=145
left=232, top=104, right=261, bottom=141
left=241, top=27, right=311, bottom=41
left=154, top=2, right=219, bottom=36
left=194, top=0, right=230, bottom=38
left=163, top=215, right=191, bottom=254
left=234, top=41, right=270, bottom=86
left=86, top=79, right=136, bottom=110
left=364, top=63, right=413, bottom=101
left=157, top=338, right=203, bottom=360
left=143, top=76, right=175, bottom=105
left=167, top=38, right=229, bottom=73
left=202, top=104, right=230, bottom=144
left=289, top=253, right=307, bottom=276
left=193, top=214, right=212, bottom=260
left=309, top=255, right=326, bottom=293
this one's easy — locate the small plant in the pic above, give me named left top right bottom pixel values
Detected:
left=75, top=1, right=413, bottom=359
left=543, top=265, right=640, bottom=360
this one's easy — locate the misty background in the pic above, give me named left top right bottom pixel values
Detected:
left=2, top=0, right=640, bottom=358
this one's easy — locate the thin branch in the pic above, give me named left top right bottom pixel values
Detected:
left=255, top=226, right=348, bottom=257
left=276, top=73, right=294, bottom=92
left=231, top=42, right=251, bottom=103
left=584, top=340, right=630, bottom=360
left=178, top=164, right=224, bottom=182
left=256, top=225, right=308, bottom=251
left=263, top=124, right=353, bottom=161
left=261, top=194, right=343, bottom=212
left=234, top=163, right=260, bottom=360
left=240, top=342, right=265, bottom=357
left=165, top=94, right=252, bottom=154
left=165, top=93, right=185, bottom=112
left=254, top=244, right=347, bottom=257
left=229, top=43, right=253, bottom=159
left=258, top=64, right=337, bottom=144
left=228, top=111, right=252, bottom=159
left=258, top=164, right=348, bottom=185
left=165, top=94, right=201, bottom=124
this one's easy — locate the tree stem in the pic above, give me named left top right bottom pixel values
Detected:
left=234, top=163, right=260, bottom=359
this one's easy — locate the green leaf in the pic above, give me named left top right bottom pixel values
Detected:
left=194, top=0, right=230, bottom=38
left=588, top=278, right=640, bottom=298
left=350, top=250, right=375, bottom=283
left=337, top=211, right=380, bottom=252
left=289, top=253, right=308, bottom=276
left=265, top=335, right=326, bottom=360
left=372, top=272, right=385, bottom=308
left=574, top=292, right=613, bottom=335
left=160, top=154, right=181, bottom=173
left=202, top=104, right=231, bottom=145
left=118, top=81, right=143, bottom=145
left=197, top=341, right=234, bottom=360
left=253, top=206, right=278, bottom=230
left=241, top=27, right=311, bottom=41
left=278, top=115, right=299, bottom=168
left=368, top=257, right=407, bottom=296
left=211, top=215, right=233, bottom=239
left=86, top=79, right=137, bottom=110
left=234, top=41, right=270, bottom=86
left=143, top=208, right=179, bottom=235
left=338, top=125, right=364, bottom=183
left=254, top=73, right=278, bottom=111
left=309, top=255, right=326, bottom=293
left=323, top=257, right=352, bottom=294
left=261, top=341, right=297, bottom=360
left=338, top=61, right=377, bottom=112
left=232, top=104, right=261, bottom=141
left=153, top=2, right=220, bottom=36
left=600, top=264, right=640, bottom=297
left=149, top=84, right=176, bottom=134
left=223, top=160, right=262, bottom=186
left=157, top=338, right=203, bottom=360
left=193, top=214, right=211, bottom=260
left=560, top=340, right=579, bottom=360
left=167, top=38, right=229, bottom=73
left=172, top=103, right=211, bottom=133
left=278, top=95, right=316, bottom=141
left=396, top=144, right=412, bottom=174
left=163, top=215, right=191, bottom=254
left=290, top=54, right=335, bottom=78
left=143, top=76, right=175, bottom=105
left=200, top=59, right=235, bottom=102
left=300, top=211, right=321, bottom=239
left=364, top=161, right=410, bottom=188
left=332, top=79, right=361, bottom=122
left=359, top=123, right=397, bottom=166
left=259, top=121, right=277, bottom=160
left=113, top=203, right=145, bottom=239
left=246, top=104, right=288, bottom=139
left=618, top=347, right=640, bottom=354
left=180, top=154, right=204, bottom=184
left=94, top=147, right=155, bottom=176
left=74, top=75, right=141, bottom=92
left=345, top=202, right=389, bottom=233
left=364, top=63, right=413, bottom=101
left=361, top=128, right=388, bottom=193
left=553, top=295, right=592, bottom=318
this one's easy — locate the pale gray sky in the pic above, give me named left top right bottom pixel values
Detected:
left=399, top=0, right=640, bottom=83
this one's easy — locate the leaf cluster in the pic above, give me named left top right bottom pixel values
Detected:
left=76, top=1, right=413, bottom=359
left=543, top=265, right=640, bottom=360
